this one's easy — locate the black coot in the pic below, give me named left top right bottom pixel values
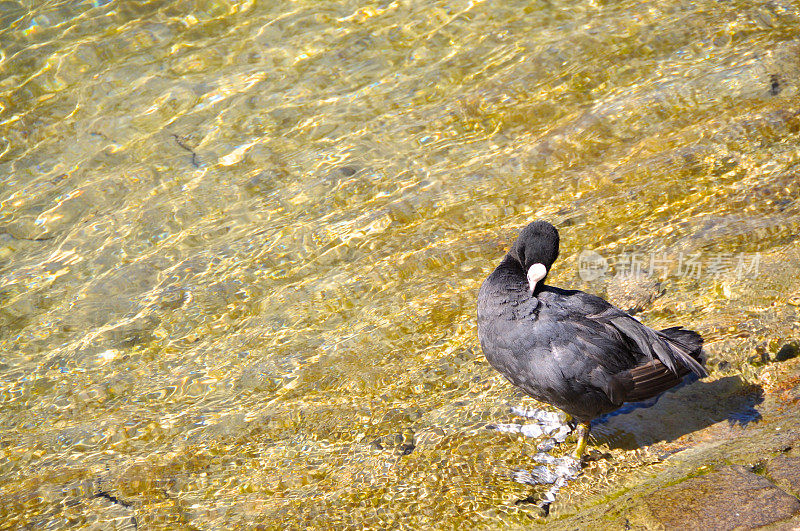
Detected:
left=477, top=221, right=706, bottom=457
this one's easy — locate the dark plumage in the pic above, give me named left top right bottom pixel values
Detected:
left=477, top=221, right=706, bottom=456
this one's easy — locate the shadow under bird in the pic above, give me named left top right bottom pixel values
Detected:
left=477, top=221, right=707, bottom=458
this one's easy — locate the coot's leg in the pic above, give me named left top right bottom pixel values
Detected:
left=572, top=421, right=591, bottom=459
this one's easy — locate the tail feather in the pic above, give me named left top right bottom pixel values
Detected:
left=612, top=326, right=707, bottom=404
left=660, top=326, right=703, bottom=352
left=608, top=318, right=707, bottom=378
left=623, top=360, right=687, bottom=402
left=659, top=326, right=706, bottom=377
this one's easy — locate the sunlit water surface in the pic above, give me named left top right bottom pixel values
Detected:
left=2, top=0, right=800, bottom=527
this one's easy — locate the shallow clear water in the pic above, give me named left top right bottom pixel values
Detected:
left=1, top=0, right=800, bottom=527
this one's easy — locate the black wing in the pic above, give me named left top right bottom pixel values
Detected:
left=546, top=288, right=706, bottom=405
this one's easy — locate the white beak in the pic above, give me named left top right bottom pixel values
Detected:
left=527, top=263, right=547, bottom=294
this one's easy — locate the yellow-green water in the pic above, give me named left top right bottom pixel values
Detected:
left=1, top=0, right=800, bottom=528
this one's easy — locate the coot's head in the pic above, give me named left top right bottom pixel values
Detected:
left=509, top=221, right=560, bottom=294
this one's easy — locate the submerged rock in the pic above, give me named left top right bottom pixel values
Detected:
left=606, top=276, right=663, bottom=315
left=774, top=343, right=799, bottom=363
left=643, top=465, right=800, bottom=530
left=766, top=454, right=800, bottom=498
